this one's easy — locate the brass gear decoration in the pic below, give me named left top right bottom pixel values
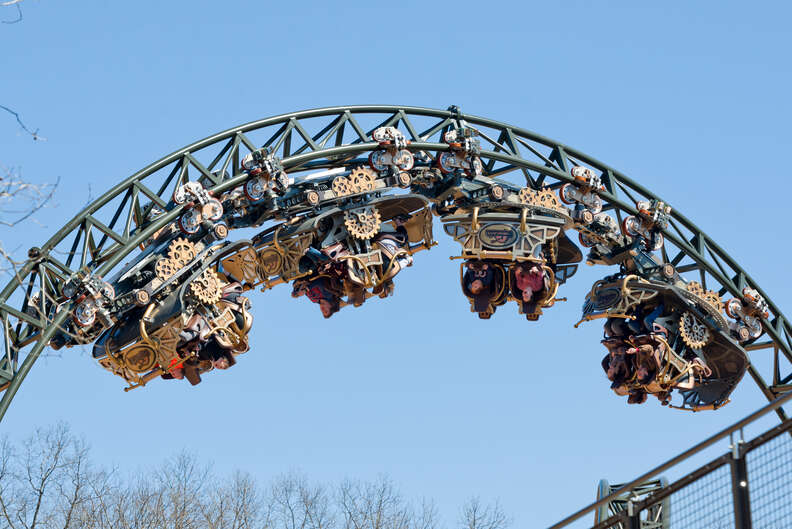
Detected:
left=190, top=268, right=222, bottom=304
left=519, top=188, right=564, bottom=212
left=703, top=290, right=724, bottom=313
left=332, top=176, right=353, bottom=197
left=155, top=238, right=198, bottom=281
left=348, top=167, right=376, bottom=193
left=168, top=237, right=197, bottom=266
left=155, top=258, right=178, bottom=280
left=679, top=311, right=711, bottom=349
left=687, top=281, right=724, bottom=314
left=686, top=281, right=705, bottom=298
left=537, top=189, right=563, bottom=210
left=344, top=206, right=381, bottom=240
left=518, top=187, right=535, bottom=205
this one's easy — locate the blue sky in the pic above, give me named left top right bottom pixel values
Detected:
left=1, top=1, right=791, bottom=527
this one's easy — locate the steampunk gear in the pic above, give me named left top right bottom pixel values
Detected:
left=348, top=167, right=376, bottom=193
left=679, top=311, right=711, bottom=349
left=686, top=281, right=705, bottom=298
left=687, top=281, right=724, bottom=314
left=703, top=291, right=724, bottom=313
left=155, top=257, right=178, bottom=281
left=332, top=175, right=353, bottom=197
left=306, top=190, right=320, bottom=205
left=190, top=268, right=222, bottom=304
left=344, top=206, right=381, bottom=240
left=156, top=238, right=198, bottom=280
left=519, top=188, right=565, bottom=212
left=537, top=189, right=562, bottom=210
left=168, top=237, right=198, bottom=267
left=518, top=187, right=533, bottom=205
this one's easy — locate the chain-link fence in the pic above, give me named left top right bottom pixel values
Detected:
left=586, top=419, right=792, bottom=529
left=746, top=427, right=792, bottom=529
left=551, top=395, right=792, bottom=529
left=666, top=464, right=733, bottom=529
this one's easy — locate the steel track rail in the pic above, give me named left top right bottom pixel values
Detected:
left=0, top=105, right=788, bottom=422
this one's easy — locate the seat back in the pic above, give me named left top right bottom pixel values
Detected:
left=459, top=262, right=507, bottom=317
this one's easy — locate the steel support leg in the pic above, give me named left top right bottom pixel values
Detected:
left=730, top=433, right=752, bottom=529
left=626, top=501, right=640, bottom=529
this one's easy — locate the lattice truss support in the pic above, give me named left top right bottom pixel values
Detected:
left=1, top=105, right=790, bottom=420
left=595, top=478, right=669, bottom=529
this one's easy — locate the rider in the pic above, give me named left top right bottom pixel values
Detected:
left=371, top=214, right=413, bottom=296
left=632, top=343, right=658, bottom=386
left=462, top=260, right=503, bottom=315
left=292, top=275, right=343, bottom=318
left=627, top=388, right=648, bottom=405
left=603, top=351, right=633, bottom=390
left=512, top=262, right=549, bottom=314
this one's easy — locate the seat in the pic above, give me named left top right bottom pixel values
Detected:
left=508, top=264, right=558, bottom=320
left=460, top=261, right=507, bottom=318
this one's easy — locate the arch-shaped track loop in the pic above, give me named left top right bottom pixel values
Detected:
left=0, top=105, right=788, bottom=421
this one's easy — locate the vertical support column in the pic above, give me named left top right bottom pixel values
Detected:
left=625, top=501, right=640, bottom=529
left=730, top=430, right=752, bottom=529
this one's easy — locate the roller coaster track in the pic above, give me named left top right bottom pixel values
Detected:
left=0, top=105, right=789, bottom=422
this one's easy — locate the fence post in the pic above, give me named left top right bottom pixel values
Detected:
left=730, top=429, right=752, bottom=529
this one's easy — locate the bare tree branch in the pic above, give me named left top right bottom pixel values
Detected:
left=459, top=497, right=509, bottom=529
left=0, top=425, right=512, bottom=529
left=0, top=105, right=42, bottom=140
left=338, top=476, right=432, bottom=529
left=0, top=166, right=59, bottom=229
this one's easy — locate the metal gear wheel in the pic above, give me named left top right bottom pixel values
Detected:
left=332, top=176, right=353, bottom=197
left=348, top=167, right=376, bottom=193
left=518, top=187, right=535, bottom=205
left=703, top=290, right=724, bottom=313
left=687, top=281, right=724, bottom=314
left=168, top=237, right=197, bottom=267
left=155, top=258, right=179, bottom=280
left=686, top=281, right=705, bottom=299
left=679, top=311, right=711, bottom=349
left=344, top=206, right=381, bottom=240
left=537, top=189, right=562, bottom=210
left=189, top=268, right=222, bottom=304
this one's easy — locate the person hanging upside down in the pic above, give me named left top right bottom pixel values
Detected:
left=464, top=260, right=494, bottom=297
left=462, top=260, right=505, bottom=317
left=513, top=263, right=546, bottom=302
left=627, top=388, right=648, bottom=405
left=512, top=262, right=550, bottom=315
left=371, top=214, right=413, bottom=296
left=292, top=275, right=343, bottom=319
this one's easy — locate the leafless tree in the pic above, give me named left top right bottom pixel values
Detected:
left=0, top=422, right=103, bottom=529
left=75, top=454, right=264, bottom=529
left=78, top=472, right=167, bottom=529
left=458, top=498, right=509, bottom=529
left=338, top=476, right=437, bottom=529
left=264, top=471, right=333, bottom=529
left=151, top=451, right=212, bottom=529
left=0, top=424, right=510, bottom=529
left=201, top=471, right=263, bottom=529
